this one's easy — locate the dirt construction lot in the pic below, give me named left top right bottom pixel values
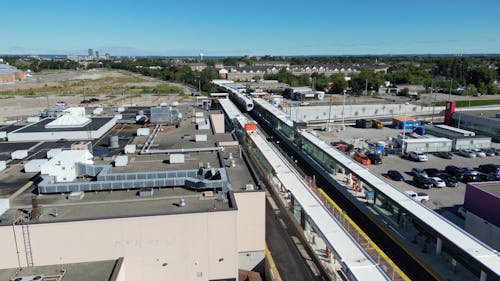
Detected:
left=0, top=69, right=193, bottom=120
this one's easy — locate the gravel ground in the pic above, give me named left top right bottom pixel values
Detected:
left=0, top=69, right=194, bottom=120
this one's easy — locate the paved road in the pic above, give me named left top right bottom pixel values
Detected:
left=265, top=198, right=323, bottom=281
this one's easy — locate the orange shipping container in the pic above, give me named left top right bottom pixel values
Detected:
left=245, top=123, right=257, bottom=132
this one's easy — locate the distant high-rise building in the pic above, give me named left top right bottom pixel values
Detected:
left=105, top=53, right=110, bottom=60
left=88, top=48, right=93, bottom=57
left=95, top=51, right=100, bottom=59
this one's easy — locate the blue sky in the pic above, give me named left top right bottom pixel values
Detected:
left=1, top=0, right=499, bottom=56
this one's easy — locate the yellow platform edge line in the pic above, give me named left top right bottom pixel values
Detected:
left=265, top=244, right=282, bottom=281
left=318, top=188, right=411, bottom=281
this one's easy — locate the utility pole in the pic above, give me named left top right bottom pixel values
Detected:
left=327, top=89, right=333, bottom=132
left=401, top=102, right=409, bottom=154
left=448, top=79, right=453, bottom=100
left=341, top=90, right=346, bottom=131
left=365, top=79, right=368, bottom=96
left=431, top=82, right=435, bottom=124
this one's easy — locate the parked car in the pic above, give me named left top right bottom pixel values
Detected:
left=413, top=175, right=433, bottom=189
left=445, top=165, right=463, bottom=177
left=461, top=167, right=479, bottom=175
left=423, top=168, right=440, bottom=177
left=429, top=177, right=446, bottom=188
left=411, top=168, right=428, bottom=178
left=405, top=190, right=430, bottom=202
left=55, top=101, right=66, bottom=107
left=478, top=164, right=500, bottom=175
left=89, top=97, right=100, bottom=102
left=479, top=173, right=500, bottom=182
left=471, top=148, right=486, bottom=158
left=387, top=170, right=404, bottom=181
left=461, top=173, right=482, bottom=183
left=457, top=149, right=476, bottom=158
left=482, top=148, right=497, bottom=156
left=434, top=151, right=453, bottom=159
left=366, top=153, right=382, bottom=164
left=354, top=152, right=371, bottom=166
left=437, top=173, right=459, bottom=187
left=408, top=151, right=428, bottom=162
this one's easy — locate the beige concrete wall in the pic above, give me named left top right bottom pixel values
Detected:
left=234, top=191, right=265, bottom=252
left=0, top=210, right=238, bottom=281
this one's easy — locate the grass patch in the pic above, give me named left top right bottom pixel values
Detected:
left=435, top=99, right=500, bottom=107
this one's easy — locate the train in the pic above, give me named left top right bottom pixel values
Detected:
left=212, top=80, right=254, bottom=112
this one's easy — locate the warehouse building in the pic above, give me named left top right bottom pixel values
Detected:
left=0, top=64, right=26, bottom=83
left=452, top=110, right=500, bottom=142
left=463, top=182, right=500, bottom=251
left=418, top=124, right=492, bottom=150
left=0, top=105, right=265, bottom=281
left=7, top=116, right=117, bottom=141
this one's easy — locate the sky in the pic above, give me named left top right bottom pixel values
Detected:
left=1, top=0, right=499, bottom=56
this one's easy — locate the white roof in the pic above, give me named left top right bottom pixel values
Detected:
left=63, top=107, right=86, bottom=117
left=219, top=98, right=243, bottom=120
left=223, top=98, right=390, bottom=281
left=45, top=114, right=91, bottom=128
left=45, top=150, right=93, bottom=166
left=248, top=128, right=390, bottom=281
left=403, top=138, right=452, bottom=143
left=299, top=130, right=500, bottom=276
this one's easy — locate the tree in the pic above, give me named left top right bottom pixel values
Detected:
left=349, top=68, right=384, bottom=94
left=327, top=74, right=348, bottom=94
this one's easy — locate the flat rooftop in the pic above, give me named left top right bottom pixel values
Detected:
left=470, top=182, right=500, bottom=197
left=0, top=107, right=257, bottom=224
left=457, top=109, right=500, bottom=119
left=1, top=186, right=234, bottom=225
left=12, top=117, right=114, bottom=133
left=0, top=259, right=121, bottom=281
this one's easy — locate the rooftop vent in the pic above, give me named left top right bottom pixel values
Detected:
left=10, top=275, right=45, bottom=281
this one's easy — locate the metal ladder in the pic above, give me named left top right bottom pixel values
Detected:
left=21, top=219, right=34, bottom=267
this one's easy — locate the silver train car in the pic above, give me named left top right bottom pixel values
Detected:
left=213, top=80, right=254, bottom=112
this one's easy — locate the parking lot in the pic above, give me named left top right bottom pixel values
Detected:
left=316, top=125, right=500, bottom=216
left=368, top=153, right=499, bottom=208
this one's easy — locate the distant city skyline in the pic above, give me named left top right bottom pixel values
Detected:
left=1, top=0, right=499, bottom=56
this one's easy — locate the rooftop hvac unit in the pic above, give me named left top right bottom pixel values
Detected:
left=68, top=191, right=85, bottom=201
left=139, top=188, right=154, bottom=197
left=124, top=144, right=136, bottom=154
left=10, top=275, right=45, bottom=281
left=109, top=136, right=119, bottom=148
left=11, top=150, right=28, bottom=160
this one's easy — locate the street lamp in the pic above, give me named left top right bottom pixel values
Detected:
left=401, top=102, right=409, bottom=154
left=341, top=90, right=346, bottom=131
